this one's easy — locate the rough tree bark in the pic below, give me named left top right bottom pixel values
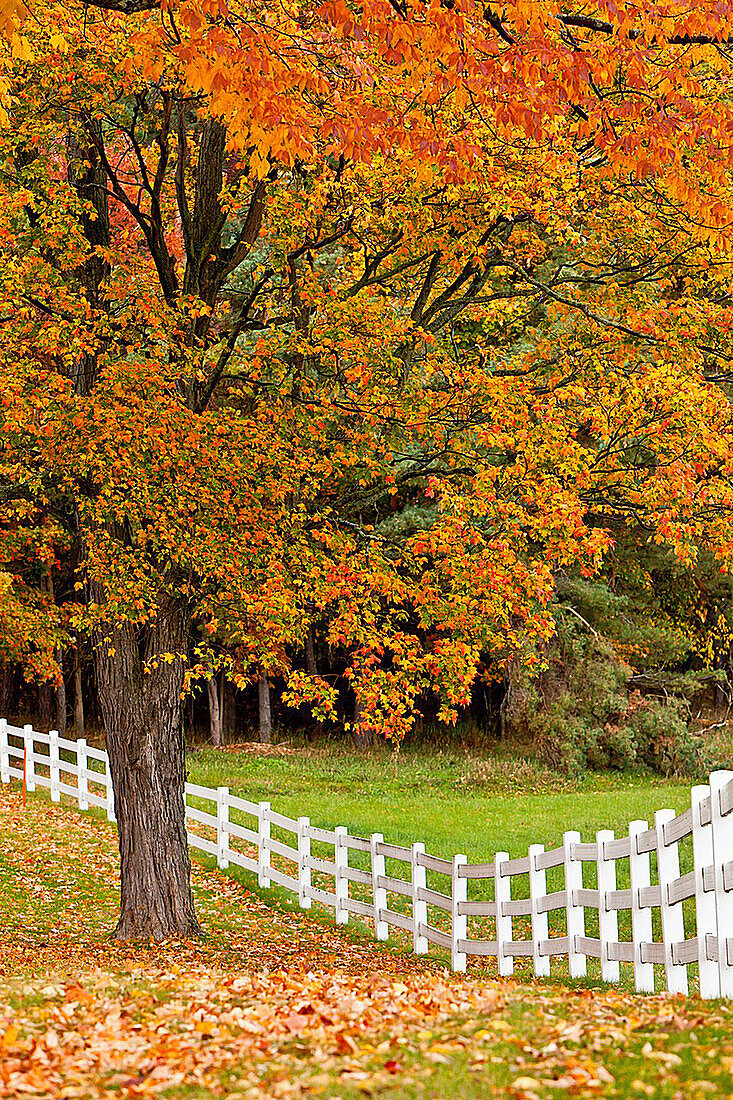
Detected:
left=92, top=596, right=201, bottom=940
left=62, top=101, right=265, bottom=938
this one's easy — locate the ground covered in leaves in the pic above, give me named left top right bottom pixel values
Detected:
left=3, top=786, right=733, bottom=1098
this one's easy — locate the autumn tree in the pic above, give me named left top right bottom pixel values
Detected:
left=2, top=1, right=733, bottom=937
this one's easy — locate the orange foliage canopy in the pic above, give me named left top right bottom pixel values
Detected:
left=50, top=0, right=733, bottom=246
left=1, top=1, right=733, bottom=738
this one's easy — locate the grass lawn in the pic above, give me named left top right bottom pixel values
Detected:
left=186, top=743, right=704, bottom=862
left=3, top=779, right=733, bottom=1099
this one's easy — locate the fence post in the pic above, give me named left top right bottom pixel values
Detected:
left=104, top=751, right=115, bottom=822
left=217, top=787, right=229, bottom=870
left=258, top=801, right=271, bottom=887
left=411, top=842, right=428, bottom=954
left=629, top=819, right=655, bottom=993
left=335, top=826, right=349, bottom=925
left=371, top=832, right=388, bottom=940
left=0, top=719, right=9, bottom=784
left=710, top=770, right=733, bottom=996
left=596, top=829, right=620, bottom=984
left=564, top=831, right=586, bottom=978
left=528, top=844, right=550, bottom=978
left=49, top=729, right=60, bottom=803
left=451, top=854, right=468, bottom=973
left=77, top=739, right=89, bottom=811
left=297, top=817, right=312, bottom=910
left=692, top=783, right=720, bottom=999
left=655, top=808, right=688, bottom=995
left=494, top=851, right=513, bottom=976
left=23, top=724, right=35, bottom=793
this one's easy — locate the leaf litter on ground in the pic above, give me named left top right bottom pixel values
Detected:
left=2, top=785, right=733, bottom=1098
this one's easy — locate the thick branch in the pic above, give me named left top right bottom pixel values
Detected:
left=83, top=0, right=160, bottom=10
left=557, top=13, right=730, bottom=45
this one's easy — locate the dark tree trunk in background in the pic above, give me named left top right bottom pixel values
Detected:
left=0, top=664, right=15, bottom=717
left=66, top=122, right=111, bottom=396
left=258, top=673, right=272, bottom=744
left=220, top=673, right=236, bottom=740
left=306, top=626, right=317, bottom=676
left=92, top=596, right=201, bottom=939
left=38, top=681, right=54, bottom=730
left=55, top=648, right=67, bottom=737
left=38, top=567, right=55, bottom=729
left=73, top=646, right=85, bottom=736
left=207, top=675, right=221, bottom=746
left=500, top=655, right=530, bottom=740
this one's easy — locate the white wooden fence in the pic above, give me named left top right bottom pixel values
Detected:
left=2, top=718, right=733, bottom=999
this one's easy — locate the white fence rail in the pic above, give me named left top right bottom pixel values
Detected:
left=3, top=717, right=733, bottom=998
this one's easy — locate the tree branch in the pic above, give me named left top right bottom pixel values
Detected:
left=83, top=0, right=160, bottom=10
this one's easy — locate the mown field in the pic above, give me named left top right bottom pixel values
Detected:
left=186, top=743, right=698, bottom=862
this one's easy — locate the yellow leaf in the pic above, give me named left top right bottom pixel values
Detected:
left=1, top=1024, right=18, bottom=1049
left=10, top=32, right=32, bottom=60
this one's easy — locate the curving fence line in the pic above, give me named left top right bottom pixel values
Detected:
left=2, top=718, right=733, bottom=998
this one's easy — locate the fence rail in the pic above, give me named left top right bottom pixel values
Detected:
left=3, top=717, right=733, bottom=998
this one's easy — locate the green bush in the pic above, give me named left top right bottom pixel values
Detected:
left=523, top=623, right=705, bottom=779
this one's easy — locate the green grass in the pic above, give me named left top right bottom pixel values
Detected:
left=186, top=743, right=696, bottom=860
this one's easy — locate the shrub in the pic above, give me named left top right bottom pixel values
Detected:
left=524, top=623, right=706, bottom=778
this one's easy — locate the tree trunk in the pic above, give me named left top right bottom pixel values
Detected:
left=92, top=598, right=201, bottom=940
left=258, top=673, right=272, bottom=744
left=0, top=664, right=16, bottom=717
left=38, top=566, right=55, bottom=729
left=220, top=672, right=238, bottom=740
left=73, top=646, right=85, bottom=736
left=55, top=647, right=67, bottom=737
left=207, top=675, right=221, bottom=746
left=305, top=626, right=317, bottom=676
left=38, top=681, right=54, bottom=730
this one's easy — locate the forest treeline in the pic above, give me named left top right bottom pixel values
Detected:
left=3, top=533, right=731, bottom=778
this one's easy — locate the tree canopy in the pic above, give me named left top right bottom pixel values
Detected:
left=2, top=0, right=733, bottom=933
